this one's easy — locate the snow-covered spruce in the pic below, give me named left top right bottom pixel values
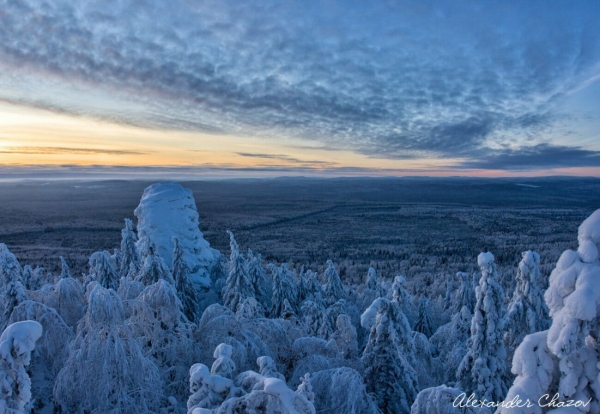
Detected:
left=269, top=263, right=298, bottom=318
left=223, top=231, right=255, bottom=313
left=54, top=285, right=162, bottom=413
left=88, top=250, right=119, bottom=290
left=0, top=320, right=43, bottom=414
left=136, top=239, right=175, bottom=286
left=362, top=298, right=418, bottom=414
left=501, top=208, right=600, bottom=414
left=323, top=260, right=346, bottom=306
left=452, top=271, right=476, bottom=314
left=457, top=252, right=508, bottom=402
left=173, top=237, right=201, bottom=323
left=504, top=250, right=550, bottom=355
left=411, top=385, right=490, bottom=414
left=120, top=218, right=140, bottom=278
left=414, top=296, right=434, bottom=337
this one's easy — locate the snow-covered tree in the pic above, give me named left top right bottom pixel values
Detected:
left=414, top=296, right=434, bottom=337
left=222, top=370, right=314, bottom=414
left=136, top=240, right=174, bottom=286
left=302, top=269, right=324, bottom=306
left=211, top=343, right=236, bottom=379
left=54, top=285, right=162, bottom=413
left=323, top=260, right=345, bottom=306
left=89, top=251, right=119, bottom=290
left=411, top=385, right=490, bottom=414
left=223, top=231, right=255, bottom=312
left=331, top=314, right=358, bottom=359
left=1, top=277, right=27, bottom=333
left=173, top=237, right=200, bottom=323
left=0, top=244, right=22, bottom=288
left=444, top=278, right=453, bottom=310
left=269, top=263, right=298, bottom=317
left=457, top=252, right=508, bottom=401
left=501, top=209, right=600, bottom=413
left=301, top=300, right=324, bottom=336
left=430, top=305, right=472, bottom=384
left=236, top=297, right=265, bottom=321
left=362, top=298, right=418, bottom=414
left=452, top=272, right=476, bottom=314
left=8, top=301, right=73, bottom=412
left=247, top=249, right=269, bottom=309
left=0, top=320, right=43, bottom=414
left=257, top=356, right=285, bottom=381
left=58, top=256, right=71, bottom=279
left=120, top=218, right=140, bottom=278
left=365, top=267, right=378, bottom=290
left=20, top=266, right=33, bottom=291
left=43, top=274, right=85, bottom=328
left=310, top=368, right=380, bottom=414
left=30, top=267, right=47, bottom=291
left=296, top=373, right=314, bottom=404
left=504, top=250, right=550, bottom=354
left=497, top=331, right=557, bottom=414
left=187, top=362, right=242, bottom=412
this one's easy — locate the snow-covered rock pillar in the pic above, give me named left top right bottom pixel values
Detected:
left=135, top=182, right=221, bottom=289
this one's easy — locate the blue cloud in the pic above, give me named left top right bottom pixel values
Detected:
left=0, top=0, right=599, bottom=169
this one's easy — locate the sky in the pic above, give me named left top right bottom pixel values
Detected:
left=0, top=0, right=599, bottom=179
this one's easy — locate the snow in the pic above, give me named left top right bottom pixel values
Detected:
left=135, top=182, right=221, bottom=288
left=0, top=321, right=43, bottom=412
left=477, top=252, right=494, bottom=268
left=0, top=320, right=43, bottom=362
left=577, top=240, right=598, bottom=263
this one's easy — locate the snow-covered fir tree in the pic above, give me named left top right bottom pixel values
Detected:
left=457, top=252, right=508, bottom=401
left=331, top=313, right=358, bottom=359
left=54, top=285, right=162, bottom=413
left=223, top=231, right=255, bottom=312
left=0, top=320, right=43, bottom=413
left=136, top=239, right=174, bottom=286
left=59, top=256, right=71, bottom=279
left=365, top=267, right=378, bottom=290
left=452, top=271, right=475, bottom=314
left=120, top=218, right=140, bottom=278
left=504, top=250, right=550, bottom=355
left=269, top=263, right=298, bottom=317
left=302, top=269, right=324, bottom=306
left=1, top=275, right=27, bottom=333
left=362, top=298, right=418, bottom=414
left=21, top=265, right=33, bottom=291
left=246, top=249, right=269, bottom=309
left=444, top=278, right=453, bottom=310
left=172, top=237, right=200, bottom=323
left=430, top=305, right=472, bottom=384
left=89, top=251, right=119, bottom=290
left=501, top=208, right=600, bottom=413
left=414, top=296, right=434, bottom=337
left=0, top=244, right=22, bottom=288
left=310, top=368, right=380, bottom=414
left=323, top=260, right=346, bottom=306
left=211, top=343, right=236, bottom=379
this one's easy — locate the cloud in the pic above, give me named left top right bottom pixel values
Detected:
left=0, top=0, right=599, bottom=165
left=0, top=146, right=146, bottom=155
left=457, top=144, right=600, bottom=170
left=235, top=152, right=334, bottom=166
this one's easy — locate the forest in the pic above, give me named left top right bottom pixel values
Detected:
left=1, top=179, right=600, bottom=414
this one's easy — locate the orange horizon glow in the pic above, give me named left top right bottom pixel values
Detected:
left=1, top=100, right=599, bottom=179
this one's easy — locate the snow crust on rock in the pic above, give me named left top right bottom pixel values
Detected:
left=135, top=182, right=220, bottom=288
